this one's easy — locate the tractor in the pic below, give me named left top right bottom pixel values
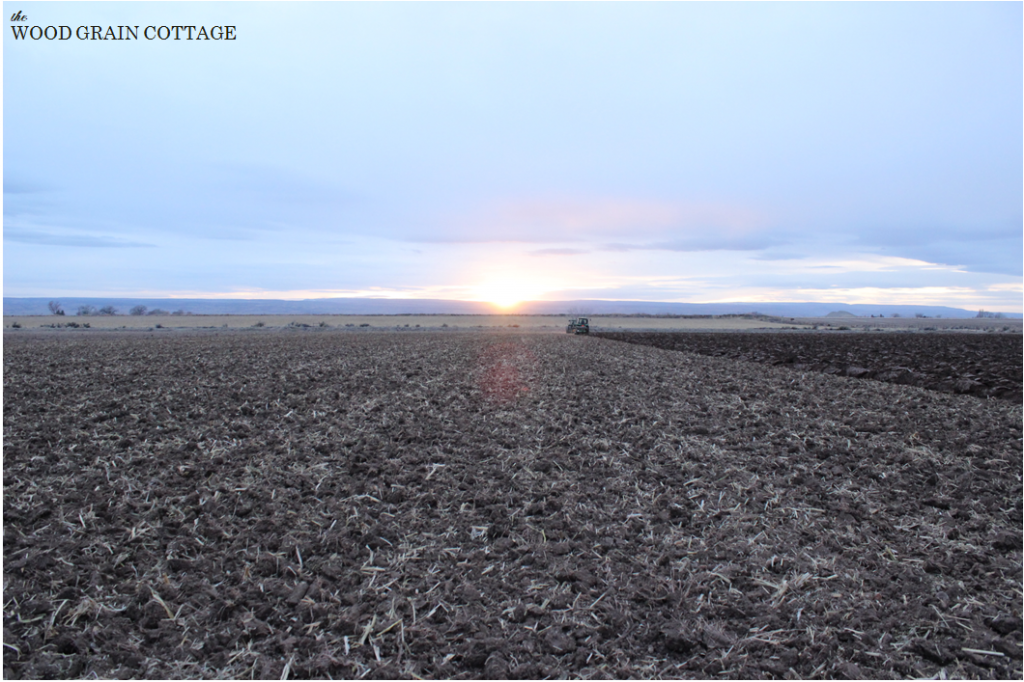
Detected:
left=566, top=317, right=590, bottom=335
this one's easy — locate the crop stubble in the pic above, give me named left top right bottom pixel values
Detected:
left=3, top=331, right=1022, bottom=679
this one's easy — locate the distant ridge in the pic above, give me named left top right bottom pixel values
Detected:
left=5, top=297, right=1018, bottom=319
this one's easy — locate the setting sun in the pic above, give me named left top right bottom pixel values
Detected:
left=472, top=276, right=553, bottom=309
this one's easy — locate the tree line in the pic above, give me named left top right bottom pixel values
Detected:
left=47, top=302, right=191, bottom=316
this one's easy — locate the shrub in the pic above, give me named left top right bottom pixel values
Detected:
left=77, top=305, right=97, bottom=316
left=254, top=321, right=265, bottom=327
left=97, top=305, right=118, bottom=316
left=11, top=321, right=21, bottom=328
left=129, top=305, right=148, bottom=316
left=147, top=309, right=169, bottom=316
left=48, top=301, right=64, bottom=315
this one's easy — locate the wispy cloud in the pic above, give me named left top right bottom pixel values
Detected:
left=529, top=248, right=589, bottom=256
left=846, top=223, right=1023, bottom=276
left=784, top=286, right=994, bottom=307
left=988, top=282, right=1024, bottom=293
left=5, top=229, right=156, bottom=248
left=796, top=255, right=962, bottom=274
left=3, top=179, right=53, bottom=195
left=752, top=252, right=808, bottom=261
left=430, top=197, right=775, bottom=245
left=602, top=233, right=783, bottom=253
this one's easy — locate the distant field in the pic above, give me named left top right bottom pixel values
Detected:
left=9, top=313, right=1019, bottom=333
left=793, top=316, right=1022, bottom=331
left=3, top=314, right=809, bottom=331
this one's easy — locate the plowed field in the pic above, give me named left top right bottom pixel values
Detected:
left=595, top=331, right=1023, bottom=402
left=4, top=331, right=1022, bottom=679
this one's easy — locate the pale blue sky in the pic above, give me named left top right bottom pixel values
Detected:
left=4, top=2, right=1022, bottom=310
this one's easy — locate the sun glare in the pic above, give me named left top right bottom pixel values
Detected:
left=473, top=277, right=551, bottom=309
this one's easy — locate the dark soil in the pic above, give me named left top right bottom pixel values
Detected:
left=4, top=331, right=1022, bottom=679
left=594, top=331, right=1023, bottom=402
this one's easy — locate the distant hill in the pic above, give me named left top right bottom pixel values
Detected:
left=6, top=297, right=1018, bottom=319
left=825, top=310, right=857, bottom=317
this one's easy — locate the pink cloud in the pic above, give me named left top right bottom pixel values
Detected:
left=437, top=197, right=772, bottom=243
